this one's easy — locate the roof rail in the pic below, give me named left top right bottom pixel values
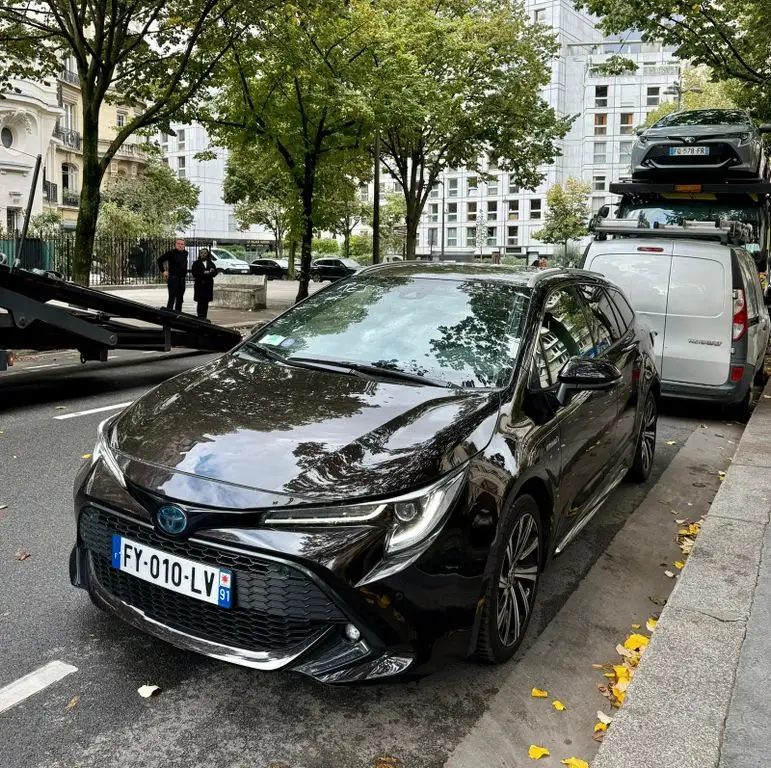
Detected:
left=592, top=218, right=753, bottom=245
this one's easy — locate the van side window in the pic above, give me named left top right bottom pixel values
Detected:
left=736, top=251, right=760, bottom=321
left=608, top=289, right=635, bottom=330
left=578, top=284, right=621, bottom=350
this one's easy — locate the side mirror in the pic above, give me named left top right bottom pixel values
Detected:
left=598, top=205, right=610, bottom=219
left=557, top=357, right=621, bottom=405
left=636, top=127, right=646, bottom=136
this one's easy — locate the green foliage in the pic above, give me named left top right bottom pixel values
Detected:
left=589, top=54, right=639, bottom=77
left=95, top=201, right=147, bottom=240
left=575, top=0, right=771, bottom=120
left=313, top=238, right=340, bottom=255
left=373, top=0, right=574, bottom=257
left=349, top=234, right=373, bottom=261
left=99, top=160, right=199, bottom=237
left=29, top=209, right=63, bottom=237
left=644, top=67, right=737, bottom=127
left=533, top=178, right=591, bottom=250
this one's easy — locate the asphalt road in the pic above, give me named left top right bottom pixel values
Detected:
left=0, top=352, right=743, bottom=768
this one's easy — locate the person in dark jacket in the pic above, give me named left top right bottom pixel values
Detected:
left=191, top=248, right=217, bottom=320
left=157, top=239, right=189, bottom=312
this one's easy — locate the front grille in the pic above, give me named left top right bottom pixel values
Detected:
left=80, top=505, right=345, bottom=653
left=647, top=143, right=738, bottom=167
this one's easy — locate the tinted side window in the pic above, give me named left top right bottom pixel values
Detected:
left=540, top=288, right=595, bottom=382
left=736, top=250, right=760, bottom=320
left=578, top=284, right=621, bottom=350
left=608, top=288, right=635, bottom=330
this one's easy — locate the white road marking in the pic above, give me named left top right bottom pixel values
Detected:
left=54, top=401, right=133, bottom=421
left=0, top=661, right=78, bottom=714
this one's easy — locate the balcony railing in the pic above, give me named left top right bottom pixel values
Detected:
left=62, top=189, right=80, bottom=207
left=43, top=180, right=58, bottom=204
left=59, top=69, right=80, bottom=86
left=53, top=125, right=82, bottom=151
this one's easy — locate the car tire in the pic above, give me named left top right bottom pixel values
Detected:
left=475, top=495, right=542, bottom=665
left=727, top=388, right=753, bottom=423
left=626, top=391, right=657, bottom=483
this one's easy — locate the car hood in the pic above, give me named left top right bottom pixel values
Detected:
left=111, top=354, right=501, bottom=507
left=644, top=124, right=751, bottom=139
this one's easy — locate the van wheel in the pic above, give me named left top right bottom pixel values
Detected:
left=626, top=392, right=657, bottom=483
left=727, top=389, right=753, bottom=423
left=475, top=495, right=542, bottom=665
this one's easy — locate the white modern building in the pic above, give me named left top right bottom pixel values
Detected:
left=159, top=124, right=273, bottom=247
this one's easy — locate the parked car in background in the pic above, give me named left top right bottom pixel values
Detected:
left=631, top=109, right=771, bottom=180
left=310, top=257, right=362, bottom=282
left=583, top=231, right=769, bottom=418
left=71, top=263, right=659, bottom=682
left=210, top=248, right=251, bottom=275
left=250, top=258, right=289, bottom=280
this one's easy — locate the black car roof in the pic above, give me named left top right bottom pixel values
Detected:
left=359, top=261, right=607, bottom=289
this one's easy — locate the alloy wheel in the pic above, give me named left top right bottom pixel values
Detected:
left=640, top=397, right=657, bottom=474
left=496, top=512, right=540, bottom=647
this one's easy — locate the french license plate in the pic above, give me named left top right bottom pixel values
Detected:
left=669, top=146, right=709, bottom=156
left=111, top=535, right=233, bottom=608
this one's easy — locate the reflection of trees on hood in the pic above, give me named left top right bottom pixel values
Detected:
left=430, top=283, right=528, bottom=387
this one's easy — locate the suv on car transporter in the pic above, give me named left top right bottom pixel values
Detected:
left=631, top=109, right=771, bottom=181
left=70, top=263, right=659, bottom=683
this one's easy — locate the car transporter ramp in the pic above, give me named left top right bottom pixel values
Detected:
left=0, top=264, right=241, bottom=371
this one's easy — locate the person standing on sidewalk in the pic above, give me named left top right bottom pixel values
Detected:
left=157, top=239, right=189, bottom=312
left=191, top=248, right=217, bottom=320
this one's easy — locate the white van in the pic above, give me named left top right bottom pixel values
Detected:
left=583, top=237, right=769, bottom=416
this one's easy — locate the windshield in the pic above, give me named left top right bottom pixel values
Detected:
left=340, top=258, right=360, bottom=268
left=249, top=274, right=530, bottom=388
left=617, top=200, right=761, bottom=243
left=652, top=109, right=750, bottom=128
left=213, top=251, right=238, bottom=261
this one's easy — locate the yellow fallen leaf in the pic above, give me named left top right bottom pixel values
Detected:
left=613, top=665, right=631, bottom=683
left=552, top=700, right=566, bottom=711
left=666, top=440, right=676, bottom=445
left=616, top=643, right=636, bottom=659
left=623, top=634, right=649, bottom=651
left=646, top=618, right=658, bottom=632
left=631, top=623, right=641, bottom=629
left=674, top=561, right=685, bottom=570
left=611, top=686, right=626, bottom=706
left=66, top=695, right=80, bottom=710
left=81, top=453, right=92, bottom=460
left=531, top=688, right=549, bottom=698
left=561, top=759, right=589, bottom=768
left=594, top=721, right=608, bottom=733
left=596, top=711, right=613, bottom=725
left=603, top=672, right=615, bottom=679
left=528, top=745, right=550, bottom=760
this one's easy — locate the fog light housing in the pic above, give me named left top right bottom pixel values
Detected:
left=345, top=623, right=361, bottom=642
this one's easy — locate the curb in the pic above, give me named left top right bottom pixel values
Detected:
left=592, top=383, right=771, bottom=768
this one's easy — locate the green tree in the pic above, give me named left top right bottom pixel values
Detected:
left=29, top=209, right=63, bottom=237
left=205, top=0, right=378, bottom=300
left=313, top=238, right=340, bottom=255
left=100, top=160, right=199, bottom=236
left=374, top=0, right=573, bottom=259
left=644, top=67, right=737, bottom=127
left=330, top=196, right=371, bottom=259
left=348, top=233, right=373, bottom=261
left=533, top=178, right=591, bottom=257
left=0, top=0, right=250, bottom=284
left=366, top=192, right=406, bottom=257
left=575, top=0, right=771, bottom=119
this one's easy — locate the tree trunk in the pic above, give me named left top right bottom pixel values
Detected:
left=343, top=229, right=351, bottom=258
left=296, top=192, right=313, bottom=302
left=73, top=119, right=105, bottom=285
left=404, top=194, right=420, bottom=260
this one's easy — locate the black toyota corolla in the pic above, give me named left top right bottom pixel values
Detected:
left=71, top=263, right=659, bottom=682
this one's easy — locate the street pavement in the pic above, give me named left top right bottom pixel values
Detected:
left=0, top=354, right=742, bottom=768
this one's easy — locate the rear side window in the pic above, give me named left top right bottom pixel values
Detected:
left=668, top=256, right=726, bottom=317
left=735, top=250, right=761, bottom=320
left=578, top=284, right=623, bottom=348
left=608, top=289, right=635, bottom=330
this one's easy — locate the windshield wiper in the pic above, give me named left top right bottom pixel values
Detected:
left=290, top=357, right=453, bottom=388
left=241, top=343, right=364, bottom=376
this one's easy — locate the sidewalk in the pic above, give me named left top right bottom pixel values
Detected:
left=593, top=384, right=771, bottom=768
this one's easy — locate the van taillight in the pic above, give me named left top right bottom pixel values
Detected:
left=732, top=288, right=748, bottom=341
left=637, top=247, right=664, bottom=252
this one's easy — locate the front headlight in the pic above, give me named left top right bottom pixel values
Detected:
left=263, top=465, right=469, bottom=574
left=92, top=416, right=125, bottom=487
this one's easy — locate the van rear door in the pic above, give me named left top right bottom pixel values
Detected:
left=583, top=242, right=673, bottom=374
left=662, top=248, right=731, bottom=386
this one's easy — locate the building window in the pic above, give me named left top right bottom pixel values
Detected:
left=507, top=226, right=519, bottom=246
left=467, top=176, right=478, bottom=194
left=646, top=86, right=660, bottom=106
left=161, top=157, right=168, bottom=166
left=594, top=113, right=608, bottom=136
left=593, top=142, right=607, bottom=164
left=487, top=201, right=498, bottom=221
left=595, top=85, right=608, bottom=108
left=534, top=8, right=546, bottom=22
left=509, top=178, right=520, bottom=194
left=358, top=183, right=369, bottom=202
left=61, top=163, right=77, bottom=191
left=447, top=202, right=458, bottom=222
left=379, top=181, right=386, bottom=193
left=428, top=203, right=439, bottom=223
left=392, top=181, right=400, bottom=192
left=487, top=176, right=499, bottom=195
left=447, top=227, right=457, bottom=247
left=467, top=202, right=477, bottom=221
left=467, top=227, right=477, bottom=247
left=507, top=200, right=519, bottom=220
left=619, top=141, right=634, bottom=165
left=177, top=155, right=186, bottom=179
left=177, top=129, right=186, bottom=150
left=486, top=227, right=497, bottom=247
left=530, top=199, right=542, bottom=220
left=429, top=183, right=439, bottom=199
left=228, top=214, right=238, bottom=232
left=428, top=228, right=438, bottom=247
left=1, top=127, right=13, bottom=149
left=593, top=174, right=606, bottom=191
left=620, top=113, right=634, bottom=135
left=116, top=112, right=126, bottom=128
left=63, top=102, right=75, bottom=130
left=160, top=132, right=168, bottom=148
